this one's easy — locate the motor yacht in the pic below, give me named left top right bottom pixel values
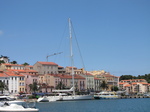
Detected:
left=94, top=91, right=119, bottom=99
left=0, top=103, right=39, bottom=112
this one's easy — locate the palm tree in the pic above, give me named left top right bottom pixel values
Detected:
left=100, top=80, right=108, bottom=91
left=0, top=81, right=8, bottom=94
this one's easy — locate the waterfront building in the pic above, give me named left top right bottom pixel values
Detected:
left=33, top=61, right=58, bottom=75
left=89, top=70, right=119, bottom=91
left=80, top=73, right=95, bottom=92
left=0, top=62, right=39, bottom=94
left=103, top=73, right=119, bottom=91
left=4, top=71, right=25, bottom=94
left=65, top=66, right=83, bottom=75
left=119, top=79, right=149, bottom=94
left=94, top=77, right=101, bottom=92
left=120, top=79, right=147, bottom=83
left=0, top=63, right=25, bottom=70
left=58, top=66, right=66, bottom=74
left=0, top=70, right=9, bottom=94
left=38, top=74, right=86, bottom=92
left=21, top=72, right=39, bottom=93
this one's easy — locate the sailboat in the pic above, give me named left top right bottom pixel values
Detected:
left=37, top=18, right=93, bottom=102
left=57, top=18, right=93, bottom=101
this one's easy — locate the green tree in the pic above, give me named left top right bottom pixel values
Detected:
left=28, top=82, right=38, bottom=93
left=120, top=74, right=150, bottom=83
left=0, top=81, right=8, bottom=94
left=22, top=62, right=29, bottom=66
left=119, top=75, right=135, bottom=81
left=100, top=80, right=108, bottom=91
left=0, top=60, right=5, bottom=64
left=10, top=61, right=17, bottom=64
left=55, top=81, right=66, bottom=90
left=111, top=86, right=119, bottom=91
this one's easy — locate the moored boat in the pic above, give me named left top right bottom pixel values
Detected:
left=37, top=96, right=49, bottom=102
left=94, top=91, right=119, bottom=99
left=37, top=18, right=93, bottom=102
left=0, top=103, right=39, bottom=112
left=0, top=96, right=25, bottom=105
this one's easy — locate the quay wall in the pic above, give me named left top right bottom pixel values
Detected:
left=120, top=96, right=150, bottom=99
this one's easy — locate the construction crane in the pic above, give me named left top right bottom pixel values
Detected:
left=46, top=52, right=63, bottom=62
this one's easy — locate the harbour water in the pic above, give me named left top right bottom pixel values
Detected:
left=36, top=98, right=150, bottom=112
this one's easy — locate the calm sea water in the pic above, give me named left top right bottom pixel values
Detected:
left=36, top=98, right=150, bottom=112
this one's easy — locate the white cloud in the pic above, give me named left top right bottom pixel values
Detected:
left=0, top=30, right=3, bottom=36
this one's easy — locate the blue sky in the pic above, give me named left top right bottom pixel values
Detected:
left=0, top=0, right=150, bottom=76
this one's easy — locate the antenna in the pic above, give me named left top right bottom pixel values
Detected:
left=46, top=52, right=63, bottom=62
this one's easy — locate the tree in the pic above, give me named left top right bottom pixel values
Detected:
left=28, top=82, right=38, bottom=93
left=100, top=80, right=108, bottom=91
left=10, top=61, right=17, bottom=64
left=111, top=86, right=119, bottom=91
left=0, top=81, right=8, bottom=94
left=119, top=74, right=150, bottom=83
left=119, top=75, right=134, bottom=81
left=55, top=81, right=66, bottom=90
left=0, top=60, right=5, bottom=64
left=22, top=62, right=29, bottom=66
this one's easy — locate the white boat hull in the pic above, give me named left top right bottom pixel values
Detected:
left=94, top=91, right=119, bottom=99
left=0, top=104, right=39, bottom=112
left=37, top=95, right=93, bottom=102
left=61, top=95, right=93, bottom=101
left=37, top=96, right=49, bottom=102
left=94, top=95, right=119, bottom=99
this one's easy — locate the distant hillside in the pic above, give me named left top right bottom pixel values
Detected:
left=119, top=73, right=150, bottom=83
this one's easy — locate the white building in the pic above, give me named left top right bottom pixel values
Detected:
left=0, top=70, right=25, bottom=94
left=80, top=73, right=95, bottom=91
left=0, top=56, right=9, bottom=63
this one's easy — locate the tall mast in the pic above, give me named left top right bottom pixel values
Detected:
left=69, top=18, right=75, bottom=96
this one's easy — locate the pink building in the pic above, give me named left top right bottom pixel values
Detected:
left=38, top=74, right=86, bottom=92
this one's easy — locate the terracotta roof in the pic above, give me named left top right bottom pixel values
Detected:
left=7, top=69, right=38, bottom=73
left=119, top=82, right=127, bottom=84
left=132, top=82, right=137, bottom=85
left=121, top=79, right=145, bottom=81
left=58, top=66, right=64, bottom=68
left=0, top=73, right=8, bottom=77
left=38, top=62, right=58, bottom=66
left=3, top=63, right=24, bottom=66
left=5, top=72, right=24, bottom=77
left=138, top=82, right=148, bottom=85
left=25, top=70, right=38, bottom=73
left=48, top=74, right=85, bottom=79
left=7, top=69, right=26, bottom=73
left=124, top=84, right=131, bottom=87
